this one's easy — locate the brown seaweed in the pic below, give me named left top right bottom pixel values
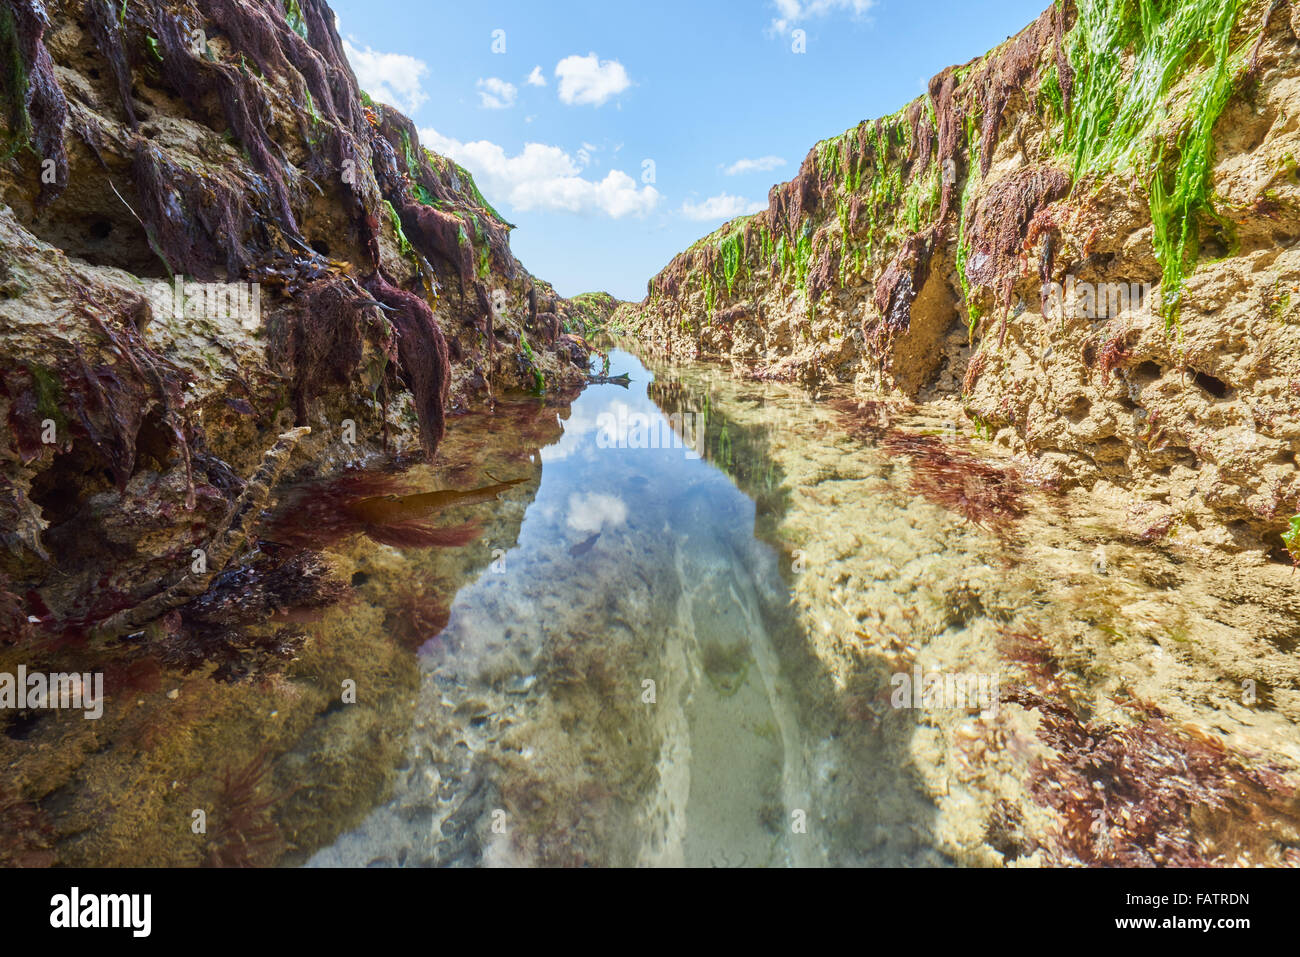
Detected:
left=346, top=476, right=525, bottom=525
left=0, top=785, right=55, bottom=867
left=0, top=576, right=31, bottom=645
left=152, top=548, right=346, bottom=681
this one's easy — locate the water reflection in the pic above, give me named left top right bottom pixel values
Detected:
left=307, top=347, right=1300, bottom=868
left=312, top=350, right=861, bottom=866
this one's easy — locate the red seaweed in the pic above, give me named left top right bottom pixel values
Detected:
left=2, top=0, right=68, bottom=207
left=882, top=431, right=1026, bottom=537
left=263, top=467, right=518, bottom=551
left=206, top=750, right=287, bottom=868
left=1004, top=685, right=1300, bottom=866
left=386, top=580, right=452, bottom=651
left=363, top=272, right=451, bottom=460
left=267, top=276, right=382, bottom=427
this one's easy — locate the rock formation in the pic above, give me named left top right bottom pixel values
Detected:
left=623, top=0, right=1300, bottom=562
left=0, top=0, right=589, bottom=656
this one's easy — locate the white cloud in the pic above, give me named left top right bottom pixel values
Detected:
left=477, top=77, right=517, bottom=110
left=526, top=65, right=547, bottom=87
left=342, top=39, right=429, bottom=113
left=771, top=0, right=876, bottom=33
left=725, top=155, right=787, bottom=176
left=421, top=127, right=660, bottom=219
left=567, top=492, right=628, bottom=534
left=555, top=53, right=631, bottom=106
left=680, top=193, right=767, bottom=221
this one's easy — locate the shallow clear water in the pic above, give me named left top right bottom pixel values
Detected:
left=301, top=346, right=1300, bottom=868
left=17, top=344, right=1291, bottom=866
left=311, top=349, right=828, bottom=866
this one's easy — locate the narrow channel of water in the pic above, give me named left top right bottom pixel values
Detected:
left=306, top=346, right=1300, bottom=868
left=310, top=349, right=826, bottom=866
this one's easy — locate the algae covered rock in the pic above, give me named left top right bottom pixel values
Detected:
left=0, top=0, right=593, bottom=865
left=628, top=0, right=1300, bottom=560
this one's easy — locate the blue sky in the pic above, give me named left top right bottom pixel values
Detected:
left=330, top=0, right=1050, bottom=301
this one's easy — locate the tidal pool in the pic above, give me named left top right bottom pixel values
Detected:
left=311, top=349, right=825, bottom=867
left=309, top=347, right=1300, bottom=867
left=12, top=347, right=1293, bottom=867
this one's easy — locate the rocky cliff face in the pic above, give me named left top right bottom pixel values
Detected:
left=622, top=0, right=1300, bottom=563
left=0, top=0, right=601, bottom=863
left=0, top=0, right=588, bottom=646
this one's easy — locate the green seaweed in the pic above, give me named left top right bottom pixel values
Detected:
left=400, top=130, right=421, bottom=179
left=383, top=199, right=414, bottom=258
left=451, top=159, right=509, bottom=224
left=716, top=422, right=733, bottom=470
left=1266, top=280, right=1291, bottom=322
left=777, top=223, right=814, bottom=298
left=1038, top=63, right=1065, bottom=134
left=284, top=0, right=308, bottom=40
left=1148, top=0, right=1242, bottom=330
left=1283, top=515, right=1300, bottom=565
left=0, top=4, right=29, bottom=158
left=955, top=119, right=983, bottom=329
left=411, top=181, right=438, bottom=206
left=29, top=365, right=68, bottom=435
left=519, top=334, right=546, bottom=395
left=816, top=110, right=921, bottom=277
left=303, top=87, right=321, bottom=127
left=1063, top=0, right=1248, bottom=331
left=463, top=212, right=493, bottom=279
left=902, top=161, right=941, bottom=233
left=720, top=229, right=745, bottom=295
